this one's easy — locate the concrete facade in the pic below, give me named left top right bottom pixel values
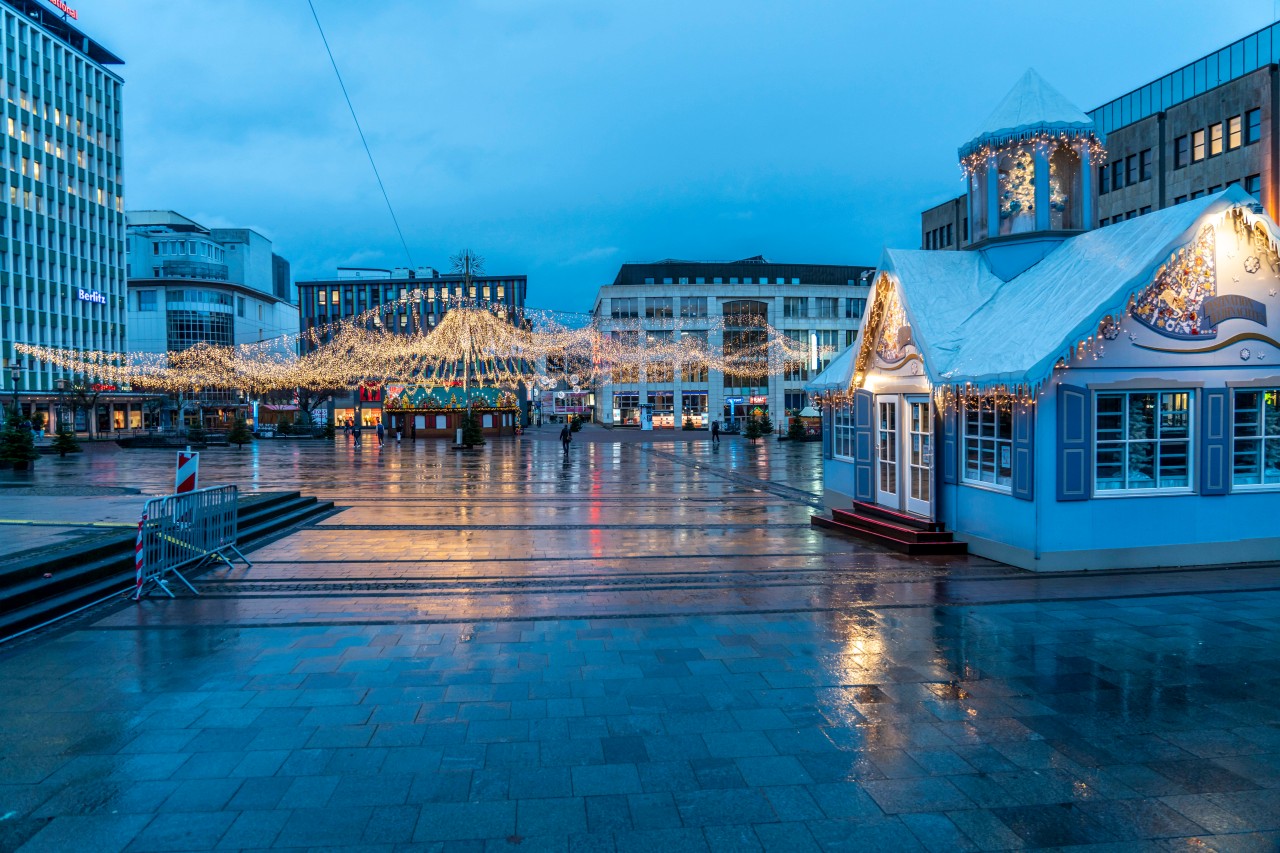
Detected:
left=126, top=211, right=298, bottom=354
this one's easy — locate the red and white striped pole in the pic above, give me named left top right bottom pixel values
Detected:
left=133, top=509, right=148, bottom=600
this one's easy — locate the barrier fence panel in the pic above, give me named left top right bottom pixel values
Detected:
left=133, top=485, right=252, bottom=600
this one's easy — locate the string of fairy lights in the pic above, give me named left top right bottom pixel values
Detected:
left=14, top=290, right=829, bottom=397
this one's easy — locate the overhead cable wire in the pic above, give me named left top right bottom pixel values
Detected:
left=307, top=0, right=415, bottom=268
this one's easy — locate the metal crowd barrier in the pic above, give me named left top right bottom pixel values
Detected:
left=133, top=485, right=252, bottom=600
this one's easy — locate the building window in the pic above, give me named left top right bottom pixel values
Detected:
left=1095, top=390, right=1192, bottom=492
left=611, top=297, right=638, bottom=319
left=1191, top=129, right=1206, bottom=162
left=1227, top=115, right=1242, bottom=150
left=815, top=297, right=838, bottom=319
left=1209, top=123, right=1224, bottom=157
left=237, top=296, right=245, bottom=318
left=1246, top=174, right=1262, bottom=198
left=318, top=289, right=327, bottom=306
left=644, top=296, right=673, bottom=319
left=1233, top=389, right=1280, bottom=487
left=134, top=290, right=155, bottom=311
left=1190, top=189, right=1204, bottom=200
left=1111, top=161, right=1123, bottom=190
left=1245, top=108, right=1262, bottom=144
left=783, top=296, right=807, bottom=319
left=833, top=403, right=854, bottom=460
left=1139, top=149, right=1152, bottom=181
left=680, top=297, right=707, bottom=319
left=962, top=397, right=1012, bottom=489
left=1125, top=154, right=1136, bottom=186
left=1173, top=135, right=1188, bottom=169
left=846, top=298, right=865, bottom=319
left=1140, top=206, right=1152, bottom=215
left=1097, top=163, right=1109, bottom=192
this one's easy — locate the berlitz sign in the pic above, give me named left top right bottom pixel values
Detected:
left=48, top=0, right=78, bottom=20
left=77, top=289, right=106, bottom=304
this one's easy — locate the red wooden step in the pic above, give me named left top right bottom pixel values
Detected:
left=830, top=508, right=956, bottom=544
left=812, top=513, right=967, bottom=555
left=849, top=500, right=946, bottom=532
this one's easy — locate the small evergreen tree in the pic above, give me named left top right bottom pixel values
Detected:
left=227, top=417, right=253, bottom=448
left=52, top=426, right=81, bottom=457
left=570, top=414, right=584, bottom=433
left=683, top=413, right=694, bottom=431
left=322, top=422, right=336, bottom=440
left=758, top=411, right=774, bottom=436
left=461, top=410, right=486, bottom=447
left=188, top=425, right=207, bottom=444
left=742, top=416, right=761, bottom=443
left=787, top=414, right=806, bottom=441
left=0, top=409, right=39, bottom=469
left=277, top=417, right=293, bottom=435
left=30, top=411, right=45, bottom=432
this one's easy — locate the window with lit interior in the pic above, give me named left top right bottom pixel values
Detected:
left=1095, top=390, right=1192, bottom=492
left=962, top=397, right=1012, bottom=488
left=1233, top=389, right=1280, bottom=487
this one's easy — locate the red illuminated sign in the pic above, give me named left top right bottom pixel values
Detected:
left=48, top=0, right=78, bottom=20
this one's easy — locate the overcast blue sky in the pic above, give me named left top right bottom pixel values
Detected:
left=88, top=0, right=1271, bottom=311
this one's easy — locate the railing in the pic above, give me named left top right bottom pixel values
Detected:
left=159, top=260, right=229, bottom=281
left=133, top=485, right=251, bottom=599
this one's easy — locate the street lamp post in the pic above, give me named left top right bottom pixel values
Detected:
left=55, top=378, right=67, bottom=432
left=9, top=361, right=22, bottom=418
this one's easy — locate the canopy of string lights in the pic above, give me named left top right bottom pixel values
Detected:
left=15, top=292, right=832, bottom=397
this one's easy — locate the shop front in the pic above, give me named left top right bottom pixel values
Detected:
left=723, top=394, right=769, bottom=431
left=383, top=384, right=520, bottom=440
left=648, top=391, right=675, bottom=428
left=680, top=391, right=708, bottom=429
left=612, top=392, right=641, bottom=426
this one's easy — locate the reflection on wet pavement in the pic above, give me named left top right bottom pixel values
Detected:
left=0, top=437, right=1278, bottom=850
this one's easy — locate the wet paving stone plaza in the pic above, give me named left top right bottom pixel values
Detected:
left=1, top=431, right=1279, bottom=851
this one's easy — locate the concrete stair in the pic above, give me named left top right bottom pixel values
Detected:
left=812, top=500, right=967, bottom=556
left=0, top=491, right=335, bottom=642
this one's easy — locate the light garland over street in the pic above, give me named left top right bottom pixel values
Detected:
left=15, top=291, right=831, bottom=396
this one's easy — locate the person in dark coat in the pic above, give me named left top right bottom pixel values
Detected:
left=560, top=423, right=571, bottom=453
left=711, top=420, right=720, bottom=445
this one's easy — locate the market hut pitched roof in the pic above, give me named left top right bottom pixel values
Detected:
left=875, top=187, right=1254, bottom=391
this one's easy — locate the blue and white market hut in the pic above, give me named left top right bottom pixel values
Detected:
left=815, top=71, right=1280, bottom=570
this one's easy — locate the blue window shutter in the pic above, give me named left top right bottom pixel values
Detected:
left=853, top=389, right=874, bottom=502
left=940, top=404, right=958, bottom=485
left=822, top=402, right=833, bottom=459
left=1012, top=402, right=1035, bottom=501
left=1199, top=389, right=1229, bottom=496
left=1056, top=384, right=1091, bottom=501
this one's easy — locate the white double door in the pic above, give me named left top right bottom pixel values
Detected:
left=874, top=394, right=933, bottom=518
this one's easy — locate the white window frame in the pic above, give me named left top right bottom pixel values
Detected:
left=1093, top=389, right=1195, bottom=496
left=1231, top=387, right=1280, bottom=491
left=961, top=397, right=1013, bottom=492
left=833, top=403, right=855, bottom=461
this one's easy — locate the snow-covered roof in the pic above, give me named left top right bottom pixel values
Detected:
left=877, top=187, right=1252, bottom=391
left=959, top=69, right=1098, bottom=158
left=805, top=343, right=856, bottom=393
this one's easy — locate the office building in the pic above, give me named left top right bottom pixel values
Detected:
left=297, top=266, right=528, bottom=428
left=0, top=0, right=127, bottom=427
left=591, top=257, right=874, bottom=430
left=920, top=22, right=1280, bottom=248
left=126, top=210, right=298, bottom=428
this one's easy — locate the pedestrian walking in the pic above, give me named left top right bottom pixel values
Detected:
left=560, top=423, right=572, bottom=453
left=353, top=423, right=362, bottom=447
left=376, top=421, right=385, bottom=447
left=711, top=420, right=720, bottom=445
left=396, top=428, right=402, bottom=445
